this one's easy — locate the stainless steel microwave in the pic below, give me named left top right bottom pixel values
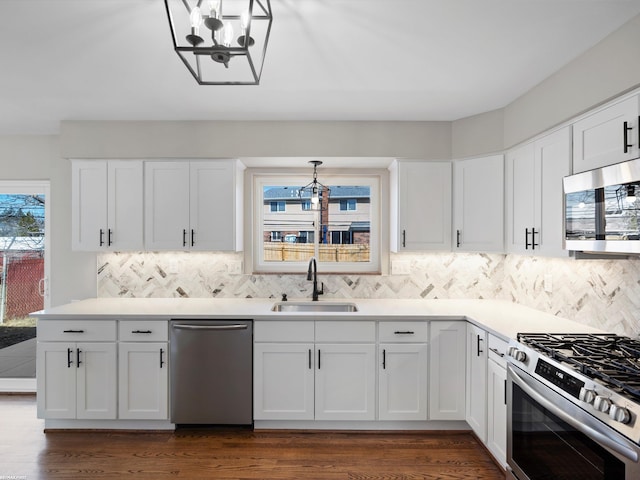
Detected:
left=563, top=158, right=640, bottom=254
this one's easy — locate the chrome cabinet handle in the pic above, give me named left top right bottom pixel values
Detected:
left=489, top=347, right=504, bottom=357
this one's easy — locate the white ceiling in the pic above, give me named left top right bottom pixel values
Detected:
left=2, top=0, right=640, bottom=135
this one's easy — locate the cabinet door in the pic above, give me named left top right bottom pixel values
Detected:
left=506, top=142, right=536, bottom=254
left=394, top=161, right=452, bottom=251
left=71, top=160, right=108, bottom=251
left=118, top=343, right=168, bottom=420
left=453, top=155, right=504, bottom=252
left=573, top=95, right=639, bottom=173
left=378, top=343, right=428, bottom=421
left=534, top=126, right=571, bottom=257
left=36, top=342, right=76, bottom=419
left=466, top=323, right=487, bottom=442
left=76, top=342, right=117, bottom=419
left=189, top=160, right=236, bottom=251
left=315, top=344, right=376, bottom=421
left=253, top=343, right=314, bottom=420
left=107, top=160, right=144, bottom=251
left=487, top=358, right=507, bottom=468
left=144, top=161, right=190, bottom=250
left=429, top=321, right=466, bottom=420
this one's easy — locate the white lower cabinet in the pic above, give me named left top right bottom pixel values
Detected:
left=379, top=343, right=428, bottom=420
left=428, top=321, right=466, bottom=420
left=37, top=341, right=117, bottom=420
left=486, top=334, right=508, bottom=468
left=118, top=343, right=168, bottom=420
left=378, top=321, right=428, bottom=421
left=315, top=343, right=376, bottom=420
left=117, top=321, right=169, bottom=420
left=253, top=342, right=315, bottom=420
left=466, top=323, right=488, bottom=442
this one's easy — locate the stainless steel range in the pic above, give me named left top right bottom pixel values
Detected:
left=506, top=333, right=640, bottom=480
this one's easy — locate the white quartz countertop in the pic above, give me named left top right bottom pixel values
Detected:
left=31, top=297, right=604, bottom=342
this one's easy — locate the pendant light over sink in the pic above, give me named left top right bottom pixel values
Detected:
left=163, top=0, right=273, bottom=85
left=298, top=160, right=331, bottom=212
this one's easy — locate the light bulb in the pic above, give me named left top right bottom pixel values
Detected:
left=190, top=6, right=202, bottom=34
left=209, top=0, right=221, bottom=18
left=241, top=10, right=250, bottom=31
left=223, top=22, right=234, bottom=46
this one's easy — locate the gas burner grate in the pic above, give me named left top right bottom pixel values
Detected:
left=517, top=333, right=640, bottom=401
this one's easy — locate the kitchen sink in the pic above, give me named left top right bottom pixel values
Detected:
left=271, top=301, right=358, bottom=313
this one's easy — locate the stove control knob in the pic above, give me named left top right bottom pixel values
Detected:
left=609, top=404, right=632, bottom=424
left=594, top=395, right=612, bottom=413
left=508, top=347, right=527, bottom=363
left=579, top=387, right=596, bottom=404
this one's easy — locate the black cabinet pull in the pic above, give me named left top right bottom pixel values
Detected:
left=402, top=229, right=406, bottom=248
left=504, top=379, right=507, bottom=405
left=99, top=228, right=105, bottom=247
left=63, top=329, right=84, bottom=333
left=76, top=348, right=82, bottom=368
left=318, top=349, right=321, bottom=370
left=525, top=228, right=530, bottom=250
left=531, top=228, right=539, bottom=250
left=624, top=120, right=633, bottom=153
left=394, top=331, right=415, bottom=335
left=476, top=334, right=484, bottom=357
left=382, top=349, right=386, bottom=369
left=67, top=348, right=73, bottom=368
left=191, top=229, right=195, bottom=247
left=182, top=229, right=187, bottom=247
left=131, top=330, right=152, bottom=334
left=308, top=349, right=312, bottom=369
left=160, top=348, right=165, bottom=368
left=108, top=229, right=113, bottom=246
left=456, top=229, right=461, bottom=248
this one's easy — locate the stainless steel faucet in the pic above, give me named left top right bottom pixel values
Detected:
left=307, top=257, right=324, bottom=301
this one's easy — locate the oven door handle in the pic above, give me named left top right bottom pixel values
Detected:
left=508, top=364, right=639, bottom=463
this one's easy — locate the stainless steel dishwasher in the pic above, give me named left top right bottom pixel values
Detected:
left=169, top=319, right=253, bottom=425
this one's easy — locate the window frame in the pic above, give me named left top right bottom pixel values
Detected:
left=247, top=169, right=384, bottom=274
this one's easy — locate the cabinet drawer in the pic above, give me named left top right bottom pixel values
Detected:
left=488, top=334, right=508, bottom=368
left=119, top=321, right=168, bottom=342
left=37, top=320, right=117, bottom=342
left=379, top=322, right=428, bottom=342
left=315, top=321, right=376, bottom=343
left=254, top=321, right=315, bottom=342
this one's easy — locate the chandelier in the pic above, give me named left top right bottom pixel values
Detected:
left=164, top=0, right=273, bottom=85
left=299, top=161, right=330, bottom=212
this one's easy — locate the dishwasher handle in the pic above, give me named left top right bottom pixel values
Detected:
left=172, top=323, right=248, bottom=331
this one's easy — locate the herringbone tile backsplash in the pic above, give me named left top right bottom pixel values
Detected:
left=97, top=252, right=640, bottom=338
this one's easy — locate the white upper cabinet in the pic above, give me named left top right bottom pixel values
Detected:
left=572, top=94, right=640, bottom=173
left=453, top=154, right=504, bottom=252
left=390, top=160, right=452, bottom=251
left=506, top=126, right=571, bottom=256
left=71, top=160, right=143, bottom=251
left=144, top=160, right=243, bottom=251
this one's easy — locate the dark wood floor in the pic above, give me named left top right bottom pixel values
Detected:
left=2, top=394, right=504, bottom=479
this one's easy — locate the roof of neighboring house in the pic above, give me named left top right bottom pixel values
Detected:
left=264, top=186, right=370, bottom=201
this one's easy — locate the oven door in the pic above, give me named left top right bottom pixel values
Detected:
left=507, top=364, right=640, bottom=480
